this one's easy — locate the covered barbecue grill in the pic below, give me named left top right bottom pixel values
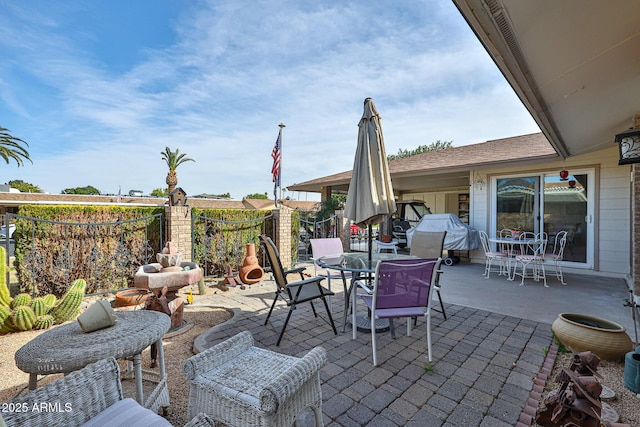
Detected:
left=406, top=214, right=480, bottom=265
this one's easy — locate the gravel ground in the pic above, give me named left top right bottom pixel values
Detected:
left=0, top=302, right=232, bottom=427
left=534, top=351, right=640, bottom=426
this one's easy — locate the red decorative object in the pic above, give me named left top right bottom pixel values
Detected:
left=568, top=180, right=576, bottom=188
left=559, top=170, right=569, bottom=181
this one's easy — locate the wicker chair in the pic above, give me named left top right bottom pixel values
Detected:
left=1, top=357, right=213, bottom=427
left=183, top=331, right=327, bottom=427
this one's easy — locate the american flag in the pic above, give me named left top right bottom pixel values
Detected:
left=271, top=129, right=282, bottom=205
left=271, top=130, right=281, bottom=185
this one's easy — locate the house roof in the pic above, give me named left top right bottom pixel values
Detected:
left=288, top=132, right=558, bottom=193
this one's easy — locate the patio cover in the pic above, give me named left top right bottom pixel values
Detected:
left=406, top=214, right=480, bottom=251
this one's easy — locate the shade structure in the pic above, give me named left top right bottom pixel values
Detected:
left=344, top=98, right=396, bottom=227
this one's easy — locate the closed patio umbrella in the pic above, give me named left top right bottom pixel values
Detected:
left=344, top=97, right=397, bottom=259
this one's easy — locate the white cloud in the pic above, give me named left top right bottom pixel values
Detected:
left=0, top=0, right=539, bottom=199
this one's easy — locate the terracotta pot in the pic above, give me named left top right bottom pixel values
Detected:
left=551, top=313, right=633, bottom=361
left=381, top=234, right=392, bottom=243
left=239, top=243, right=264, bottom=285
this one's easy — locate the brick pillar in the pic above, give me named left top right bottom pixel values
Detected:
left=272, top=206, right=293, bottom=270
left=632, top=114, right=640, bottom=296
left=336, top=209, right=349, bottom=251
left=165, top=205, right=192, bottom=262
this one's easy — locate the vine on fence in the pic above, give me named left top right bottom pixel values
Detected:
left=192, top=208, right=273, bottom=277
left=13, top=205, right=162, bottom=297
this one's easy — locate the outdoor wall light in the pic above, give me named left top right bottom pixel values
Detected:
left=614, top=128, right=640, bottom=165
left=471, top=172, right=485, bottom=190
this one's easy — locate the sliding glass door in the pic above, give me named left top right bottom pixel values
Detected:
left=493, top=170, right=592, bottom=267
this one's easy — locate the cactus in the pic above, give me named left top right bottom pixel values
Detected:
left=0, top=304, right=10, bottom=325
left=69, top=279, right=87, bottom=293
left=30, top=298, right=49, bottom=317
left=0, top=246, right=10, bottom=308
left=0, top=315, right=17, bottom=334
left=12, top=305, right=36, bottom=331
left=42, top=294, right=57, bottom=309
left=11, top=293, right=31, bottom=309
left=50, top=289, right=84, bottom=324
left=33, top=314, right=54, bottom=330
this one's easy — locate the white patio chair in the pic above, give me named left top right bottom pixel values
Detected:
left=544, top=230, right=568, bottom=285
left=479, top=230, right=508, bottom=278
left=514, top=233, right=548, bottom=287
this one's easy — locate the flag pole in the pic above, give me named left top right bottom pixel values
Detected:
left=278, top=122, right=285, bottom=204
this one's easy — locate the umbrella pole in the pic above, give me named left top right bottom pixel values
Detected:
left=368, top=224, right=373, bottom=264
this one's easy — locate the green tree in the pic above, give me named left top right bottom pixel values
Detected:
left=160, top=147, right=195, bottom=194
left=245, top=192, right=268, bottom=199
left=0, top=126, right=31, bottom=166
left=61, top=185, right=101, bottom=195
left=150, top=187, right=168, bottom=197
left=387, top=140, right=453, bottom=161
left=8, top=180, right=42, bottom=193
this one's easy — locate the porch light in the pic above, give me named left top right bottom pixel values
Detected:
left=614, top=128, right=640, bottom=165
left=471, top=172, right=485, bottom=190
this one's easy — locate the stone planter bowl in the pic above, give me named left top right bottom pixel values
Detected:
left=551, top=313, right=634, bottom=361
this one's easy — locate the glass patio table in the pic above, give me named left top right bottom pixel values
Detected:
left=317, top=252, right=417, bottom=339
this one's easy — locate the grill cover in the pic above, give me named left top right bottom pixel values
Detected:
left=406, top=214, right=479, bottom=250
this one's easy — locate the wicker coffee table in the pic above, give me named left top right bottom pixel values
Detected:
left=14, top=310, right=171, bottom=414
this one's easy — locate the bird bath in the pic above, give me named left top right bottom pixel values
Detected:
left=133, top=242, right=202, bottom=329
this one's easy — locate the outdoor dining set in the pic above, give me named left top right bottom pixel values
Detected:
left=479, top=228, right=569, bottom=287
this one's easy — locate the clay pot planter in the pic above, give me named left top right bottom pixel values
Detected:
left=239, top=243, right=264, bottom=285
left=551, top=313, right=634, bottom=361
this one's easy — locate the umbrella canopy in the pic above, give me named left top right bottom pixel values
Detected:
left=344, top=98, right=396, bottom=226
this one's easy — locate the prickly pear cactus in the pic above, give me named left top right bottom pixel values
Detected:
left=33, top=314, right=54, bottom=330
left=11, top=293, right=31, bottom=309
left=30, top=297, right=49, bottom=317
left=12, top=305, right=36, bottom=331
left=50, top=281, right=85, bottom=325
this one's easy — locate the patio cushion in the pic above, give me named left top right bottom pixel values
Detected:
left=80, top=398, right=172, bottom=427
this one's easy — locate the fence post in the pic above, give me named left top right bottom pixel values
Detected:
left=165, top=205, right=192, bottom=262
left=272, top=206, right=293, bottom=269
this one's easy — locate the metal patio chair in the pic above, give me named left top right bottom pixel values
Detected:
left=356, top=258, right=442, bottom=366
left=259, top=234, right=338, bottom=346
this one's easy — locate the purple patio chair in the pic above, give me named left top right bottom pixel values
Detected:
left=357, top=258, right=441, bottom=366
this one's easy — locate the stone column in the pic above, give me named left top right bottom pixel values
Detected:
left=272, top=206, right=293, bottom=270
left=165, top=205, right=192, bottom=262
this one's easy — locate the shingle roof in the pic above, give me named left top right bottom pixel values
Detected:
left=288, top=132, right=558, bottom=190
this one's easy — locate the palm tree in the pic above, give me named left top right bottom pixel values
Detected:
left=160, top=147, right=195, bottom=194
left=0, top=126, right=31, bottom=166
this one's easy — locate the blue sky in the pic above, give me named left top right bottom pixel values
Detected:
left=0, top=0, right=540, bottom=200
